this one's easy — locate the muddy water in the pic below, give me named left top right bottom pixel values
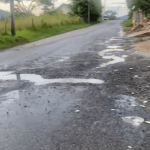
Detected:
left=0, top=72, right=104, bottom=85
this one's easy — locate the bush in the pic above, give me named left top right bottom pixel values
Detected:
left=70, top=0, right=102, bottom=22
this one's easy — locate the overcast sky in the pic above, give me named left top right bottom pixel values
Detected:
left=0, top=0, right=128, bottom=17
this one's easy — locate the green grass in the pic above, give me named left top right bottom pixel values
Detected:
left=0, top=14, right=93, bottom=49
left=123, top=19, right=133, bottom=28
left=17, top=24, right=90, bottom=42
left=0, top=35, right=29, bottom=49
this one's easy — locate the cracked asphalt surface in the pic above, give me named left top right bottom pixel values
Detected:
left=0, top=21, right=150, bottom=150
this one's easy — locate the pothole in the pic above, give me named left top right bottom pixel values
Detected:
left=109, top=37, right=123, bottom=41
left=57, top=57, right=70, bottom=62
left=98, top=44, right=126, bottom=67
left=107, top=46, right=123, bottom=49
left=0, top=72, right=104, bottom=85
left=99, top=49, right=124, bottom=55
left=99, top=55, right=125, bottom=66
left=122, top=116, right=144, bottom=127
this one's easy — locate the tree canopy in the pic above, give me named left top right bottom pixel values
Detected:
left=70, top=0, right=102, bottom=22
left=126, top=0, right=150, bottom=16
left=105, top=10, right=117, bottom=20
left=0, top=0, right=55, bottom=16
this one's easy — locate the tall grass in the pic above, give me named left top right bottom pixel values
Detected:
left=0, top=14, right=84, bottom=34
left=0, top=14, right=89, bottom=49
left=123, top=19, right=133, bottom=28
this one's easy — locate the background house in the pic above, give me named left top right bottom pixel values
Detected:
left=52, top=4, right=70, bottom=14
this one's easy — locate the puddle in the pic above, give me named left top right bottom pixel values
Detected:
left=100, top=63, right=107, bottom=67
left=122, top=116, right=144, bottom=127
left=143, top=101, right=148, bottom=104
left=122, top=55, right=128, bottom=58
left=128, top=146, right=132, bottom=149
left=109, top=37, right=123, bottom=41
left=0, top=72, right=13, bottom=76
left=140, top=105, right=145, bottom=108
left=100, top=56, right=125, bottom=65
left=57, top=57, right=70, bottom=62
left=104, top=41, right=109, bottom=44
left=119, top=29, right=124, bottom=37
left=99, top=49, right=124, bottom=56
left=0, top=72, right=104, bottom=85
left=145, top=121, right=150, bottom=124
left=98, top=45, right=125, bottom=66
left=107, top=46, right=123, bottom=49
left=98, top=55, right=125, bottom=66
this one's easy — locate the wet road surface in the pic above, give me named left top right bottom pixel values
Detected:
left=0, top=21, right=150, bottom=150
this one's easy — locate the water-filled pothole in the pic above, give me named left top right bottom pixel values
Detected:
left=99, top=49, right=124, bottom=55
left=109, top=37, right=123, bottom=41
left=57, top=57, right=70, bottom=62
left=122, top=116, right=144, bottom=127
left=107, top=46, right=123, bottom=49
left=98, top=44, right=126, bottom=66
left=99, top=55, right=125, bottom=66
left=0, top=72, right=104, bottom=85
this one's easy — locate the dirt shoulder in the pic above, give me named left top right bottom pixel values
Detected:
left=134, top=40, right=150, bottom=52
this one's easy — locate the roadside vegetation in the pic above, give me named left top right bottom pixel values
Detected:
left=0, top=14, right=89, bottom=49
left=0, top=0, right=102, bottom=49
left=123, top=19, right=133, bottom=29
left=70, top=0, right=102, bottom=22
left=126, top=0, right=150, bottom=17
left=124, top=0, right=150, bottom=31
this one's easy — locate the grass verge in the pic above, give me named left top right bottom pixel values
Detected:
left=17, top=24, right=90, bottom=42
left=123, top=19, right=133, bottom=30
left=0, top=35, right=29, bottom=49
left=0, top=14, right=100, bottom=49
left=0, top=24, right=90, bottom=49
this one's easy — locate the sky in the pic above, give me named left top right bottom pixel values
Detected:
left=0, top=0, right=128, bottom=17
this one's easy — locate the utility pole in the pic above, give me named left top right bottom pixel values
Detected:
left=10, top=0, right=16, bottom=36
left=104, top=0, right=106, bottom=13
left=117, top=6, right=120, bottom=19
left=88, top=0, right=90, bottom=24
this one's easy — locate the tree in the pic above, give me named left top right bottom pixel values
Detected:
left=126, top=0, right=150, bottom=16
left=105, top=10, right=117, bottom=20
left=128, top=9, right=134, bottom=19
left=70, top=0, right=102, bottom=22
left=0, top=0, right=56, bottom=16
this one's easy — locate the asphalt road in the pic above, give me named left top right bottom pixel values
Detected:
left=0, top=21, right=150, bottom=150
